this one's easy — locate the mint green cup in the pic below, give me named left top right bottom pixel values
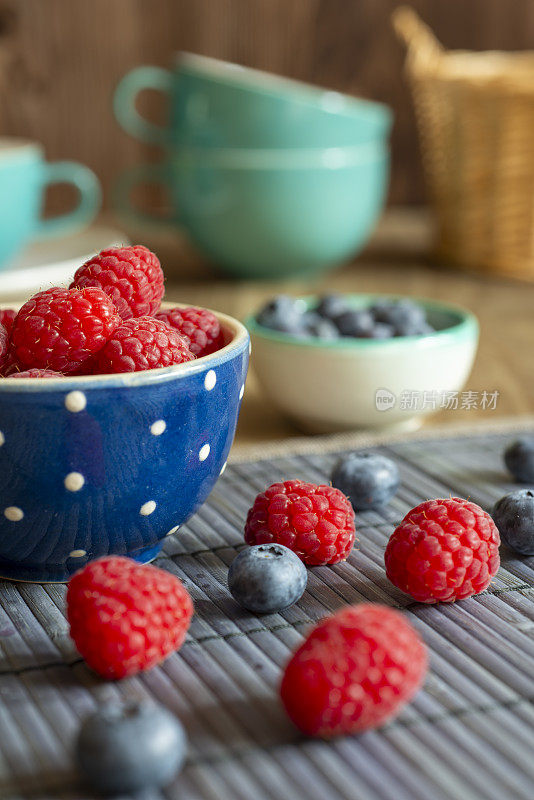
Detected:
left=0, top=139, right=101, bottom=270
left=115, top=143, right=389, bottom=280
left=114, top=53, right=392, bottom=149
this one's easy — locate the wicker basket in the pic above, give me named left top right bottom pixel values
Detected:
left=393, top=6, right=534, bottom=281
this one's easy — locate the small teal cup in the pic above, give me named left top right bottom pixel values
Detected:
left=0, top=139, right=101, bottom=270
left=115, top=143, right=389, bottom=280
left=114, top=53, right=392, bottom=149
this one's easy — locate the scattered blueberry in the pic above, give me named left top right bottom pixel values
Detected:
left=492, top=490, right=534, bottom=555
left=303, top=312, right=339, bottom=340
left=331, top=452, right=400, bottom=510
left=76, top=700, right=187, bottom=795
left=316, top=293, right=351, bottom=320
left=504, top=438, right=534, bottom=483
left=334, top=309, right=374, bottom=337
left=228, top=543, right=307, bottom=614
left=256, top=295, right=306, bottom=335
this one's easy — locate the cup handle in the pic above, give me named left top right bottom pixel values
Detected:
left=113, top=163, right=179, bottom=230
left=114, top=66, right=173, bottom=145
left=35, top=161, right=102, bottom=239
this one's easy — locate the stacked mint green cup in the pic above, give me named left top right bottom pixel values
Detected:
left=114, top=54, right=392, bottom=279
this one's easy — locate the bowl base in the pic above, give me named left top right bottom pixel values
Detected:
left=0, top=542, right=164, bottom=584
left=290, top=415, right=424, bottom=436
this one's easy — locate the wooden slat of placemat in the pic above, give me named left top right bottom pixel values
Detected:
left=1, top=429, right=534, bottom=799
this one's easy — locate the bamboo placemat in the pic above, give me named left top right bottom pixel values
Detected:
left=1, top=423, right=534, bottom=799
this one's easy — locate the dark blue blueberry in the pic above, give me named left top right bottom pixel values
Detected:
left=394, top=319, right=435, bottom=337
left=492, top=490, right=534, bottom=555
left=331, top=452, right=400, bottom=510
left=369, top=299, right=396, bottom=322
left=372, top=299, right=426, bottom=329
left=256, top=295, right=306, bottom=335
left=334, top=309, right=374, bottom=337
left=504, top=438, right=534, bottom=483
left=369, top=322, right=395, bottom=339
left=315, top=293, right=351, bottom=320
left=228, top=543, right=307, bottom=614
left=302, top=312, right=339, bottom=339
left=76, top=700, right=187, bottom=795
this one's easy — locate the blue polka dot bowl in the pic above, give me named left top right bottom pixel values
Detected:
left=0, top=304, right=249, bottom=582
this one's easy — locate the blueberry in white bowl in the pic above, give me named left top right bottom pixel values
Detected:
left=331, top=452, right=399, bottom=510
left=76, top=700, right=187, bottom=795
left=246, top=293, right=478, bottom=433
left=303, top=312, right=339, bottom=340
left=228, top=543, right=307, bottom=614
left=254, top=293, right=436, bottom=342
left=316, top=294, right=351, bottom=320
left=334, top=308, right=374, bottom=338
left=503, top=438, right=534, bottom=483
left=256, top=295, right=307, bottom=336
left=492, top=490, right=534, bottom=555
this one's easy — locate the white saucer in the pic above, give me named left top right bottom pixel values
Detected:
left=0, top=225, right=129, bottom=301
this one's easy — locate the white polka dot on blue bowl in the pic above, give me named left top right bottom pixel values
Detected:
left=65, top=391, right=86, bottom=413
left=4, top=506, right=23, bottom=522
left=64, top=472, right=85, bottom=492
left=204, top=370, right=217, bottom=391
left=150, top=420, right=166, bottom=436
left=140, top=501, right=156, bottom=516
left=69, top=549, right=87, bottom=558
left=199, top=444, right=210, bottom=462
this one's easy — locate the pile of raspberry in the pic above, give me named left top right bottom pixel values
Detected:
left=0, top=245, right=224, bottom=378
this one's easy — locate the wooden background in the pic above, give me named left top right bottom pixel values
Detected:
left=1, top=0, right=534, bottom=210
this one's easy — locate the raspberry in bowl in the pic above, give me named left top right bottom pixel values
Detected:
left=246, top=293, right=478, bottom=433
left=0, top=297, right=249, bottom=581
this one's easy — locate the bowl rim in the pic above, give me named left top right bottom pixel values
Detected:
left=175, top=52, right=393, bottom=127
left=245, top=294, right=479, bottom=351
left=0, top=302, right=250, bottom=391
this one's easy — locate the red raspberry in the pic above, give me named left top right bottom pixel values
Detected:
left=6, top=287, right=121, bottom=375
left=67, top=556, right=193, bottom=680
left=385, top=497, right=501, bottom=603
left=244, top=479, right=355, bottom=565
left=280, top=603, right=427, bottom=737
left=7, top=368, right=64, bottom=379
left=71, top=245, right=164, bottom=320
left=0, top=309, right=16, bottom=335
left=92, top=316, right=195, bottom=374
left=155, top=306, right=223, bottom=358
left=0, top=323, right=8, bottom=371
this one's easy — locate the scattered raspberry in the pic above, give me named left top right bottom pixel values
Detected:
left=6, top=287, right=121, bottom=375
left=7, top=368, right=64, bottom=379
left=156, top=306, right=224, bottom=357
left=0, top=309, right=17, bottom=335
left=280, top=603, right=427, bottom=736
left=67, top=556, right=193, bottom=680
left=244, top=479, right=355, bottom=565
left=385, top=497, right=500, bottom=603
left=0, top=323, right=8, bottom=372
left=71, top=245, right=164, bottom=320
left=92, top=316, right=195, bottom=374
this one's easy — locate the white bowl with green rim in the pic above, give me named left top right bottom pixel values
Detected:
left=245, top=295, right=479, bottom=433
